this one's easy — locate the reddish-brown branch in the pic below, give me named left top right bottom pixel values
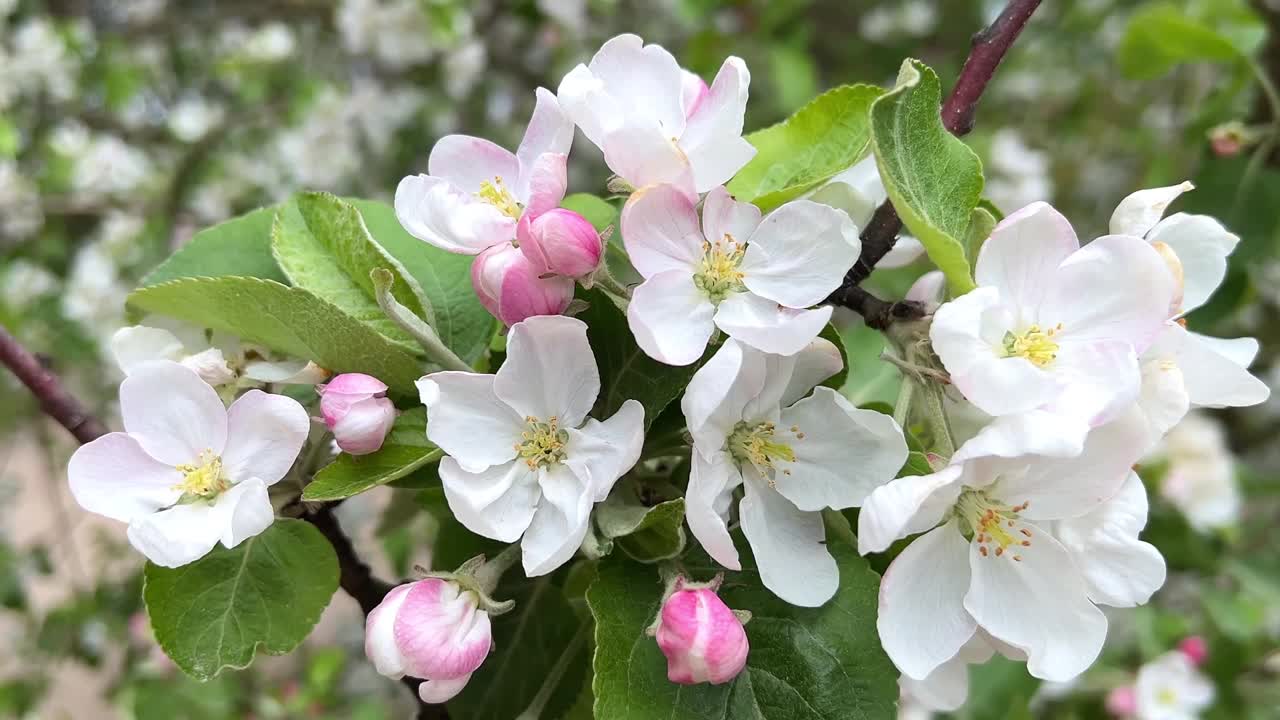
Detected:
left=0, top=325, right=108, bottom=443
left=831, top=0, right=1043, bottom=310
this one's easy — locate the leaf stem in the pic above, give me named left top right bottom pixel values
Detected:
left=371, top=268, right=472, bottom=372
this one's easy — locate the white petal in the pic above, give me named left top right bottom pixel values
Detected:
left=904, top=267, right=945, bottom=302
left=739, top=469, right=837, bottom=607
left=779, top=336, right=844, bottom=407
left=739, top=200, right=859, bottom=308
left=214, top=477, right=274, bottom=548
left=879, top=236, right=926, bottom=269
left=520, top=151, right=569, bottom=218
left=700, top=186, right=761, bottom=246
left=900, top=652, right=972, bottom=712
left=975, top=202, right=1080, bottom=313
left=418, top=373, right=524, bottom=472
left=242, top=359, right=329, bottom=385
left=1189, top=331, right=1258, bottom=367
left=564, top=399, right=645, bottom=502
left=773, top=390, right=907, bottom=511
left=953, top=410, right=1090, bottom=462
left=68, top=433, right=183, bottom=522
left=1138, top=344, right=1191, bottom=443
left=627, top=271, right=716, bottom=366
left=441, top=458, right=540, bottom=543
left=1054, top=473, right=1166, bottom=607
left=1176, top=330, right=1270, bottom=408
left=857, top=465, right=964, bottom=554
left=877, top=523, right=976, bottom=680
left=686, top=450, right=743, bottom=571
left=687, top=135, right=757, bottom=197
left=1045, top=340, right=1142, bottom=427
left=394, top=174, right=516, bottom=254
left=515, top=88, right=575, bottom=200
left=521, top=465, right=592, bottom=576
left=111, top=326, right=186, bottom=375
left=427, top=135, right=520, bottom=194
left=964, top=524, right=1107, bottom=683
left=679, top=57, right=753, bottom=192
left=419, top=674, right=473, bottom=704
left=495, top=315, right=600, bottom=427
left=126, top=502, right=223, bottom=567
left=556, top=63, right=617, bottom=148
left=120, top=360, right=228, bottom=466
left=365, top=584, right=412, bottom=677
left=220, top=390, right=309, bottom=486
left=602, top=122, right=695, bottom=196
left=1109, top=181, right=1193, bottom=237
left=714, top=292, right=832, bottom=357
left=682, top=339, right=766, bottom=451
left=1148, top=213, right=1238, bottom=313
left=584, top=34, right=685, bottom=138
left=619, top=184, right=704, bottom=278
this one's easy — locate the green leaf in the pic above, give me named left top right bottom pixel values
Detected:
left=272, top=193, right=429, bottom=351
left=728, top=84, right=884, bottom=211
left=596, top=481, right=687, bottom=563
left=959, top=656, right=1039, bottom=720
left=1117, top=3, right=1256, bottom=81
left=589, top=539, right=898, bottom=719
left=870, top=60, right=982, bottom=295
left=579, top=290, right=699, bottom=429
left=141, top=206, right=288, bottom=286
left=351, top=198, right=497, bottom=364
left=143, top=519, right=339, bottom=681
left=818, top=323, right=849, bottom=392
left=302, top=408, right=442, bottom=501
left=839, top=321, right=901, bottom=407
left=898, top=451, right=931, bottom=478
left=561, top=193, right=619, bottom=231
left=127, top=276, right=425, bottom=396
left=964, top=206, right=998, bottom=269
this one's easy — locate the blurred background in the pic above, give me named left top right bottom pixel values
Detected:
left=1, top=0, right=1278, bottom=718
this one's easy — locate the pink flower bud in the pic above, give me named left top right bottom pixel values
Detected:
left=319, top=373, right=395, bottom=456
left=471, top=242, right=575, bottom=326
left=1178, top=635, right=1208, bottom=666
left=1105, top=685, right=1137, bottom=717
left=365, top=578, right=493, bottom=704
left=655, top=580, right=748, bottom=685
left=518, top=209, right=603, bottom=278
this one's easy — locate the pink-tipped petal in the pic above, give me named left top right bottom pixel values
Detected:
left=655, top=585, right=749, bottom=685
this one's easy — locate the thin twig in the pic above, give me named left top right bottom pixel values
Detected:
left=0, top=325, right=108, bottom=443
left=831, top=0, right=1043, bottom=310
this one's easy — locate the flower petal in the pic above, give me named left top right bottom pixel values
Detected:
left=682, top=339, right=766, bottom=451
left=1176, top=329, right=1270, bottom=408
left=1054, top=473, right=1166, bottom=607
left=739, top=469, right=837, bottom=607
left=628, top=271, right=717, bottom=366
left=440, top=458, right=540, bottom=543
left=556, top=63, right=617, bottom=149
left=686, top=450, right=743, bottom=571
left=953, top=410, right=1090, bottom=462
left=1045, top=339, right=1141, bottom=427
left=1108, top=181, right=1193, bottom=237
left=714, top=292, right=832, bottom=357
left=779, top=336, right=844, bottom=408
left=126, top=502, right=223, bottom=568
left=68, top=432, right=183, bottom=522
left=521, top=152, right=569, bottom=218
left=111, top=325, right=186, bottom=375
left=680, top=57, right=754, bottom=192
left=739, top=199, right=859, bottom=308
left=857, top=465, right=965, bottom=554
left=773, top=389, right=907, bottom=511
left=120, top=360, right=228, bottom=466
left=494, top=315, right=600, bottom=427
left=964, top=524, right=1107, bottom=682
left=418, top=373, right=524, bottom=472
left=515, top=88, right=574, bottom=200
left=419, top=674, right=473, bottom=704
left=521, top=465, right=593, bottom=576
left=619, top=183, right=704, bottom=278
left=584, top=34, right=685, bottom=138
left=1148, top=213, right=1238, bottom=313
left=395, top=580, right=491, bottom=680
left=214, top=477, right=274, bottom=549
left=974, top=202, right=1079, bottom=313
left=427, top=135, right=519, bottom=194
left=366, top=584, right=412, bottom=677
left=602, top=122, right=695, bottom=196
left=564, top=399, right=645, bottom=502
left=220, top=389, right=310, bottom=486
left=877, top=523, right=976, bottom=680
left=394, top=174, right=516, bottom=254
left=700, top=185, right=761, bottom=246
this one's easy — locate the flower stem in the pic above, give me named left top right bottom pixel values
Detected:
left=514, top=621, right=590, bottom=720
left=473, top=543, right=521, bottom=595
left=371, top=268, right=472, bottom=372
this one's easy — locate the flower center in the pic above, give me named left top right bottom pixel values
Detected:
left=1156, top=688, right=1178, bottom=706
left=728, top=421, right=798, bottom=477
left=175, top=449, right=229, bottom=499
left=692, top=235, right=746, bottom=303
left=954, top=488, right=1032, bottom=561
left=1002, top=323, right=1062, bottom=368
left=516, top=416, right=568, bottom=470
left=476, top=176, right=521, bottom=219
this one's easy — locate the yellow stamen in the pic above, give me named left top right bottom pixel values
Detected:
left=693, top=234, right=747, bottom=303
left=517, top=416, right=568, bottom=470
left=955, top=489, right=1032, bottom=560
left=174, top=450, right=229, bottom=498
left=1002, top=323, right=1063, bottom=368
left=728, top=421, right=797, bottom=473
left=476, top=176, right=521, bottom=219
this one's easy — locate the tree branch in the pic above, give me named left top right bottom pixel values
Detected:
left=830, top=0, right=1043, bottom=313
left=0, top=325, right=108, bottom=443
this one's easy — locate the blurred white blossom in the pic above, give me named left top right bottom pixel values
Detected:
left=168, top=95, right=226, bottom=142
left=4, top=18, right=78, bottom=102
left=984, top=128, right=1054, bottom=210
left=0, top=161, right=43, bottom=239
left=1151, top=413, right=1240, bottom=532
left=337, top=0, right=436, bottom=69
left=1, top=259, right=57, bottom=310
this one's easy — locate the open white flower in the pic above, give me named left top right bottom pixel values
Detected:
left=418, top=315, right=644, bottom=576
left=557, top=33, right=754, bottom=195
left=930, top=202, right=1175, bottom=454
left=112, top=321, right=328, bottom=389
left=858, top=409, right=1151, bottom=682
left=1134, top=650, right=1215, bottom=720
left=68, top=361, right=310, bottom=567
left=622, top=184, right=859, bottom=365
left=395, top=88, right=574, bottom=254
left=1151, top=413, right=1240, bottom=532
left=682, top=338, right=907, bottom=606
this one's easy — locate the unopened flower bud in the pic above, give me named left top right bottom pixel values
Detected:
left=518, top=209, right=603, bottom=278
left=1105, top=685, right=1137, bottom=717
left=1208, top=121, right=1249, bottom=157
left=654, top=578, right=748, bottom=685
left=1178, top=635, right=1208, bottom=666
left=319, top=373, right=395, bottom=456
left=365, top=578, right=493, bottom=704
left=471, top=242, right=575, bottom=326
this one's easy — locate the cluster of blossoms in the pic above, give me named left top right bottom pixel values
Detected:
left=1105, top=637, right=1214, bottom=720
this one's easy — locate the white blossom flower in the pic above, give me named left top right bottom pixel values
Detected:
left=68, top=361, right=310, bottom=567
left=0, top=161, right=43, bottom=239
left=558, top=33, right=754, bottom=195
left=1151, top=413, right=1240, bottom=532
left=1133, top=651, right=1215, bottom=719
left=70, top=134, right=153, bottom=197
left=167, top=95, right=226, bottom=143
left=111, top=321, right=328, bottom=390
left=1, top=259, right=57, bottom=310
left=683, top=338, right=907, bottom=606
left=336, top=0, right=435, bottom=69
left=858, top=409, right=1152, bottom=682
left=395, top=88, right=574, bottom=254
left=418, top=316, right=644, bottom=576
left=244, top=22, right=296, bottom=63
left=930, top=202, right=1175, bottom=454
left=984, top=129, right=1054, bottom=212
left=622, top=185, right=859, bottom=365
